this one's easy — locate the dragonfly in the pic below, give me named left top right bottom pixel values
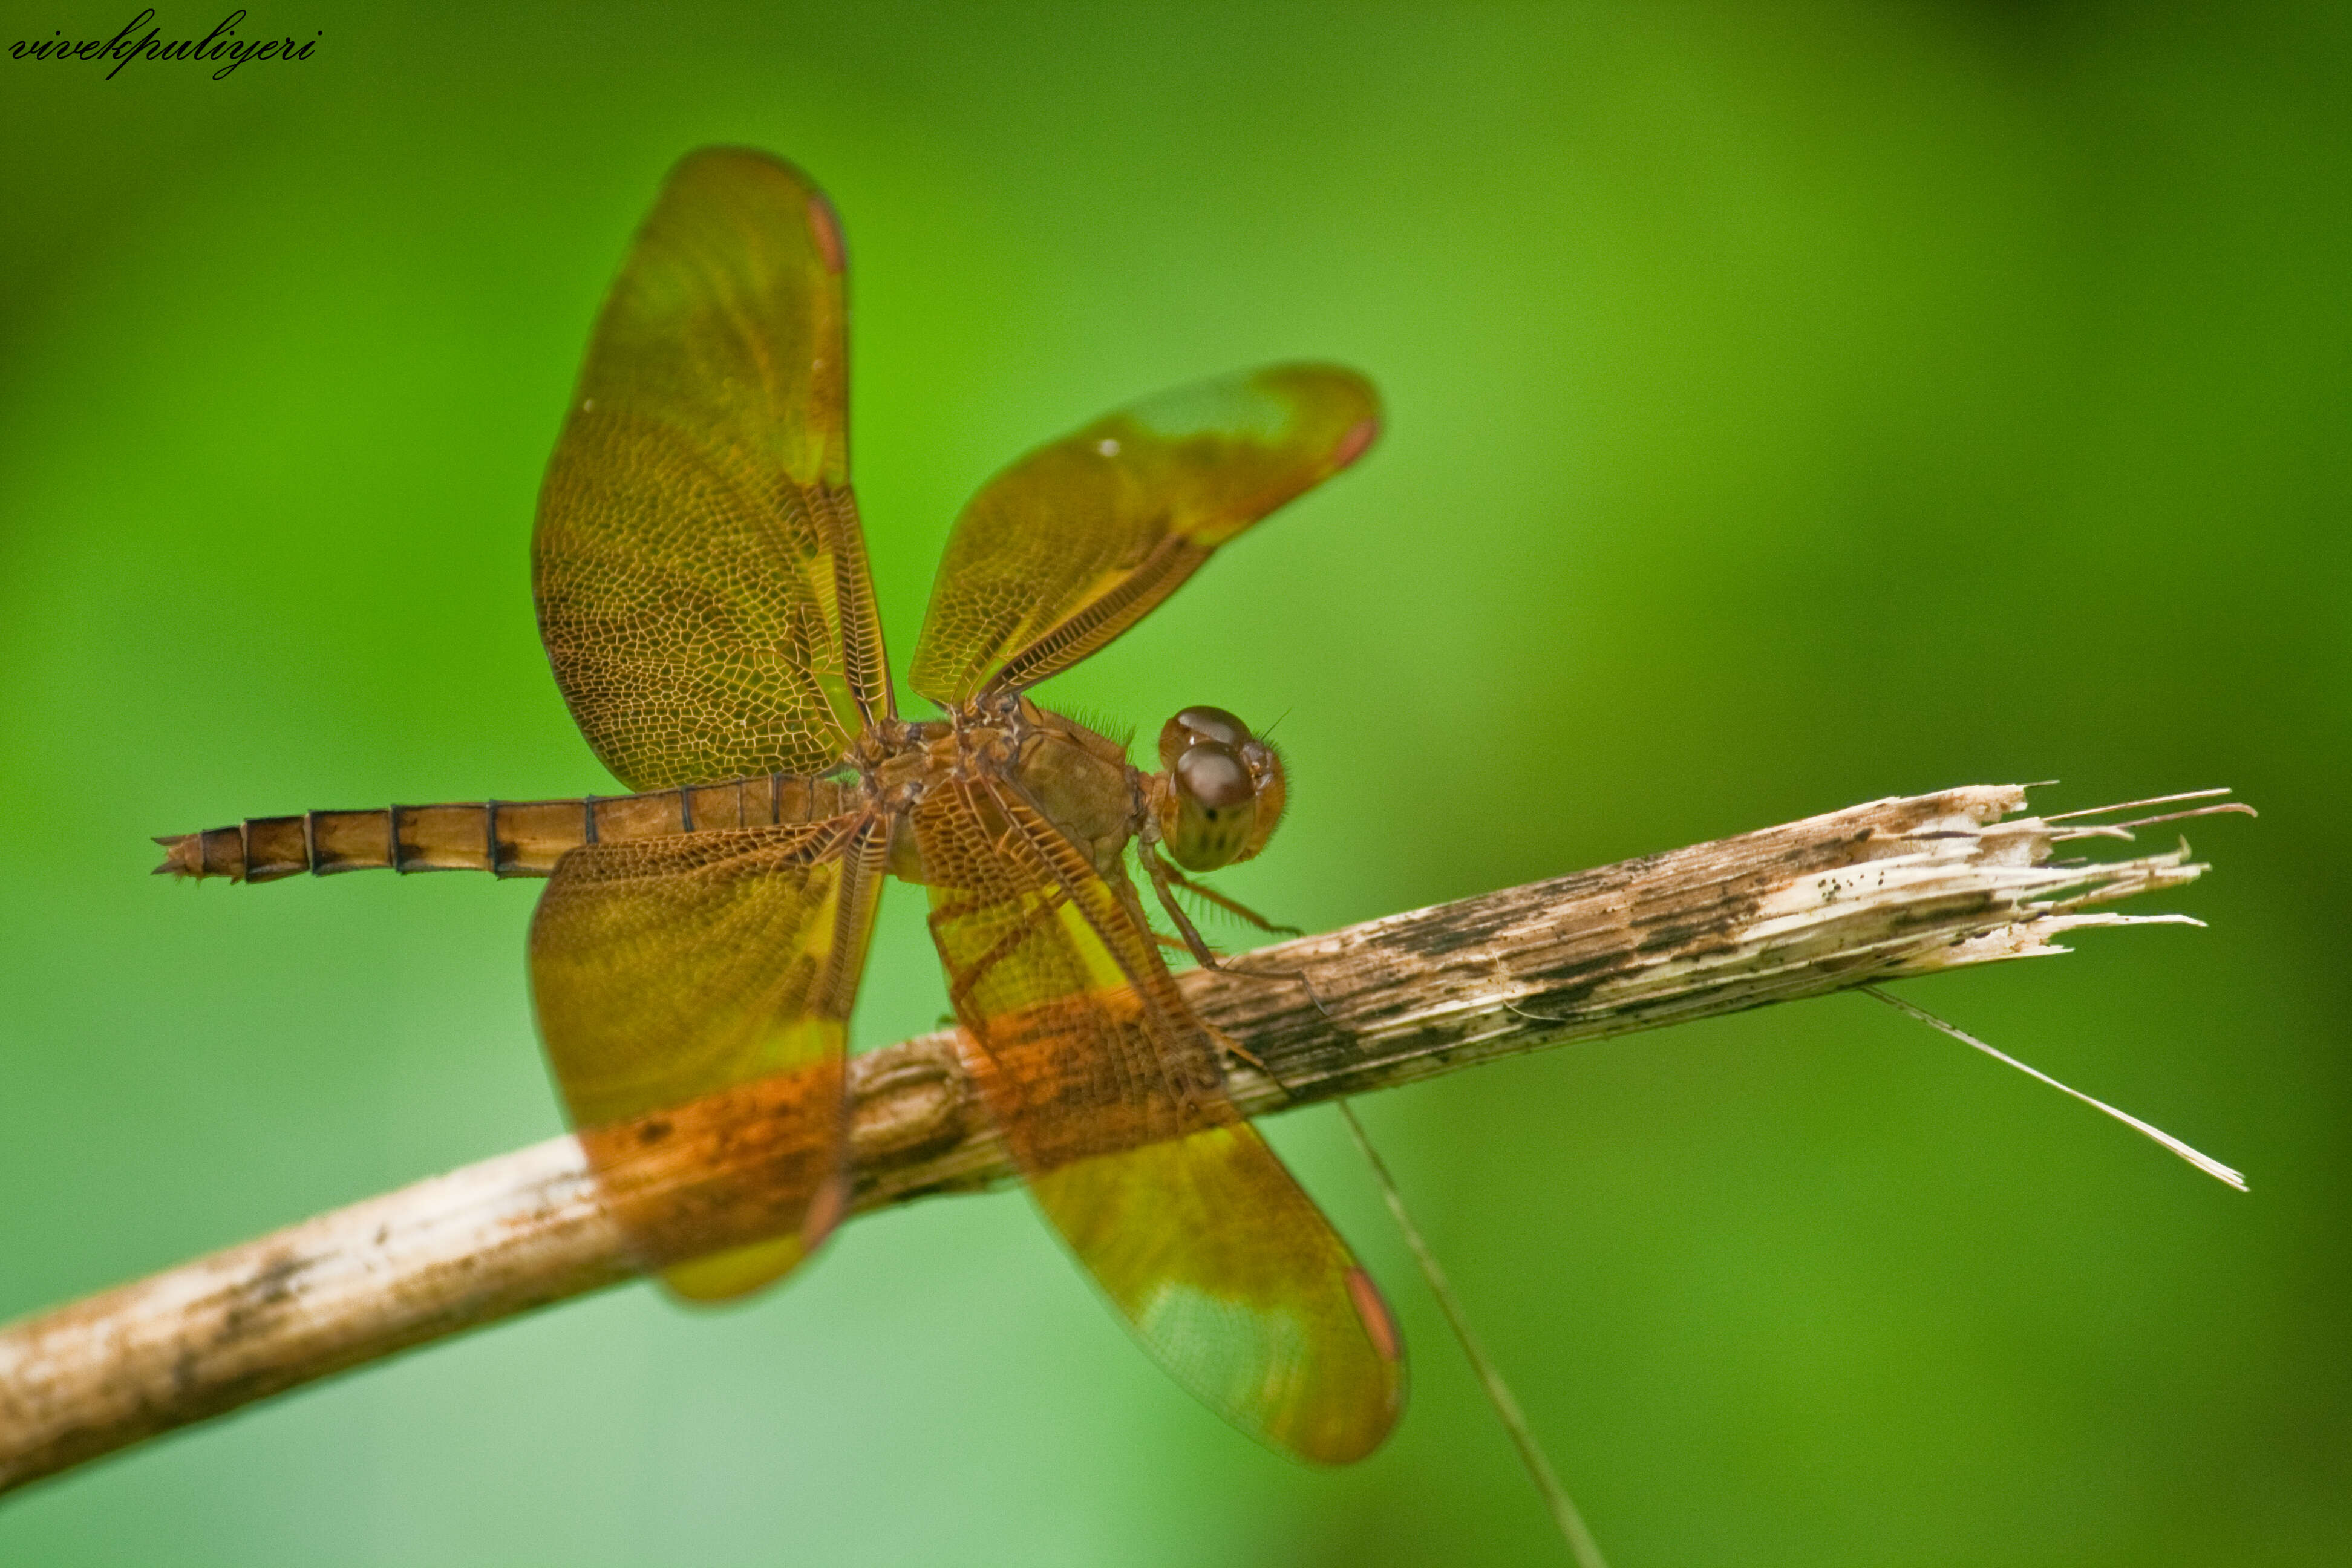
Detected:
left=155, top=146, right=1404, bottom=1465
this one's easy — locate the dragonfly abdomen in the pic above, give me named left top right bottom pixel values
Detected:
left=152, top=776, right=853, bottom=884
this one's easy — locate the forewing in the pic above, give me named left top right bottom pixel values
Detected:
left=535, top=147, right=891, bottom=791
left=528, top=815, right=883, bottom=1299
left=909, top=364, right=1379, bottom=704
left=917, top=780, right=1403, bottom=1462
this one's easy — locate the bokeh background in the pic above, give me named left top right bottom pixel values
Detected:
left=2, top=3, right=2343, bottom=1564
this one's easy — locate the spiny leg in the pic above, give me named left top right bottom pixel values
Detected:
left=1142, top=845, right=1334, bottom=1004
left=1141, top=844, right=1229, bottom=971
left=1139, top=846, right=1348, bottom=1090
left=1152, top=855, right=1303, bottom=938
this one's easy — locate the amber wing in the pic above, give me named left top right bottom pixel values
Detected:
left=535, top=147, right=891, bottom=790
left=916, top=778, right=1403, bottom=1462
left=908, top=363, right=1379, bottom=705
left=528, top=815, right=884, bottom=1299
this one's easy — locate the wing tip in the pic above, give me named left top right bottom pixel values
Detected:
left=662, top=146, right=838, bottom=231
left=1346, top=1265, right=1405, bottom=1365
left=1331, top=414, right=1381, bottom=471
left=806, top=193, right=847, bottom=273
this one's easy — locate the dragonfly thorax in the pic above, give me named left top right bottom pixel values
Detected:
left=869, top=695, right=1145, bottom=884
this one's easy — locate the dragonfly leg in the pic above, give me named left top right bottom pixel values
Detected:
left=1208, top=1026, right=1276, bottom=1079
left=1138, top=846, right=1351, bottom=1095
left=1151, top=857, right=1303, bottom=938
left=1142, top=848, right=1321, bottom=992
left=1141, top=845, right=1228, bottom=970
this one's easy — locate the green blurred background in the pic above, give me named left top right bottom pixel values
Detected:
left=1, top=2, right=2342, bottom=1563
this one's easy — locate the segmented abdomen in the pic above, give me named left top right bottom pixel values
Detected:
left=153, top=776, right=852, bottom=883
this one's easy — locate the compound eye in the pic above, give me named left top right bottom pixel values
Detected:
left=1160, top=704, right=1254, bottom=769
left=1175, top=742, right=1254, bottom=811
left=1174, top=705, right=1252, bottom=748
left=1161, top=742, right=1258, bottom=871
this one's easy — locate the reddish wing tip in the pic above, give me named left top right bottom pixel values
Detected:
left=800, top=1168, right=850, bottom=1250
left=806, top=194, right=846, bottom=274
left=1346, top=1265, right=1405, bottom=1366
left=1330, top=416, right=1380, bottom=471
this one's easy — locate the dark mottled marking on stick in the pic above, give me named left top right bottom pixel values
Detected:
left=1887, top=893, right=1997, bottom=930
left=1406, top=903, right=1530, bottom=958
left=211, top=1252, right=313, bottom=1354
left=1634, top=922, right=1714, bottom=955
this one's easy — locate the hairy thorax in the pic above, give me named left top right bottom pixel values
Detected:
left=863, top=693, right=1144, bottom=886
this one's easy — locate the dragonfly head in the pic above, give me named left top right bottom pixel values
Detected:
left=1152, top=705, right=1287, bottom=871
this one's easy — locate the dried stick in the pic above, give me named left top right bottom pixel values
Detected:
left=0, top=785, right=2238, bottom=1497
